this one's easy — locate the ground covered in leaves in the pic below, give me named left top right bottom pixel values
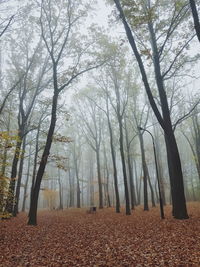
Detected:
left=1, top=203, right=200, bottom=267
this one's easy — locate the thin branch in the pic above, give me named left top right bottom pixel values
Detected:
left=173, top=99, right=200, bottom=131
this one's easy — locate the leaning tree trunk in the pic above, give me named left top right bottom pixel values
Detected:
left=28, top=91, right=58, bottom=225
left=189, top=0, right=200, bottom=42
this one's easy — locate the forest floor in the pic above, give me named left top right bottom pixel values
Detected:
left=0, top=203, right=200, bottom=267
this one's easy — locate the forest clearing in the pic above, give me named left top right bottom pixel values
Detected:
left=1, top=203, right=200, bottom=267
left=1, top=0, right=200, bottom=266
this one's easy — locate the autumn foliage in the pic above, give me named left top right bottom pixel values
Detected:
left=1, top=203, right=200, bottom=266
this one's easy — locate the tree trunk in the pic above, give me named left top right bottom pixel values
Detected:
left=125, top=120, right=136, bottom=209
left=74, top=159, right=81, bottom=208
left=5, top=134, right=22, bottom=214
left=164, top=131, right=188, bottom=218
left=28, top=124, right=41, bottom=218
left=89, top=159, right=94, bottom=207
left=147, top=173, right=156, bottom=207
left=28, top=91, right=58, bottom=225
left=133, top=159, right=139, bottom=205
left=153, top=128, right=166, bottom=205
left=138, top=132, right=149, bottom=211
left=13, top=135, right=27, bottom=216
left=58, top=169, right=63, bottom=210
left=189, top=0, right=200, bottom=42
left=0, top=140, right=9, bottom=212
left=96, top=147, right=103, bottom=209
left=22, top=144, right=32, bottom=212
left=106, top=102, right=120, bottom=212
left=105, top=162, right=111, bottom=208
left=118, top=118, right=131, bottom=215
left=68, top=168, right=74, bottom=207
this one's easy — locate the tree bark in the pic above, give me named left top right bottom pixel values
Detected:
left=106, top=100, right=120, bottom=212
left=138, top=132, right=149, bottom=211
left=125, top=119, right=136, bottom=209
left=118, top=118, right=131, bottom=215
left=189, top=0, right=200, bottom=42
left=58, top=169, right=63, bottom=210
left=5, top=132, right=23, bottom=214
left=13, top=135, right=27, bottom=216
left=147, top=173, right=156, bottom=208
left=96, top=146, right=103, bottom=209
left=22, top=144, right=32, bottom=212
left=28, top=91, right=58, bottom=225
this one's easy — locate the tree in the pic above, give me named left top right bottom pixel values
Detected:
left=28, top=0, right=106, bottom=225
left=5, top=36, right=47, bottom=215
left=74, top=95, right=104, bottom=209
left=112, top=0, right=191, bottom=219
left=105, top=58, right=132, bottom=215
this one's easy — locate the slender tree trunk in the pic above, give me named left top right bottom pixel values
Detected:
left=68, top=168, right=74, bottom=207
left=138, top=132, right=149, bottom=211
left=103, top=140, right=112, bottom=208
left=133, top=159, right=139, bottom=205
left=192, top=114, right=200, bottom=181
left=118, top=118, right=131, bottom=215
left=29, top=124, right=40, bottom=216
left=22, top=144, right=32, bottom=212
left=106, top=103, right=120, bottom=212
left=5, top=133, right=22, bottom=214
left=96, top=146, right=103, bottom=209
left=75, top=160, right=81, bottom=208
left=13, top=135, right=27, bottom=216
left=153, top=128, right=166, bottom=205
left=147, top=173, right=156, bottom=207
left=89, top=158, right=94, bottom=206
left=125, top=120, right=136, bottom=209
left=0, top=141, right=8, bottom=212
left=28, top=91, right=58, bottom=225
left=105, top=162, right=111, bottom=207
left=154, top=180, right=159, bottom=204
left=58, top=169, right=63, bottom=210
